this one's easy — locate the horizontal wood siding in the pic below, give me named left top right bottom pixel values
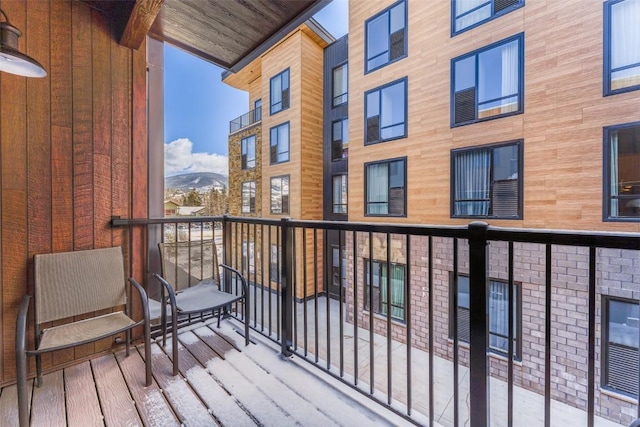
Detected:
left=349, top=0, right=640, bottom=232
left=0, top=0, right=147, bottom=385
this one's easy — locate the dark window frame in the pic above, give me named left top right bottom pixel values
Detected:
left=331, top=118, right=349, bottom=161
left=254, top=98, right=262, bottom=122
left=603, top=121, right=640, bottom=222
left=270, top=243, right=282, bottom=283
left=270, top=68, right=290, bottom=115
left=449, top=273, right=522, bottom=359
left=241, top=135, right=256, bottom=170
left=604, top=0, right=640, bottom=96
left=332, top=174, right=348, bottom=214
left=450, top=139, right=523, bottom=220
left=364, top=157, right=407, bottom=218
left=270, top=174, right=290, bottom=215
left=451, top=0, right=524, bottom=36
left=363, top=258, right=407, bottom=322
left=270, top=122, right=290, bottom=165
left=364, top=77, right=408, bottom=145
left=241, top=180, right=256, bottom=214
left=364, top=0, right=408, bottom=74
left=450, top=33, right=524, bottom=127
left=602, top=295, right=639, bottom=398
left=332, top=62, right=349, bottom=107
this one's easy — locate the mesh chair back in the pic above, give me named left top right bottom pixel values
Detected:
left=158, top=239, right=220, bottom=292
left=34, top=247, right=127, bottom=324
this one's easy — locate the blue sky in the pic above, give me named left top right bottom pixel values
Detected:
left=164, top=0, right=349, bottom=177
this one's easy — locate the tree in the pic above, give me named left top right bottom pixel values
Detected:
left=182, top=188, right=202, bottom=206
left=205, top=186, right=229, bottom=215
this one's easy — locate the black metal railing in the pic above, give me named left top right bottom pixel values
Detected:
left=112, top=215, right=640, bottom=427
left=229, top=106, right=262, bottom=133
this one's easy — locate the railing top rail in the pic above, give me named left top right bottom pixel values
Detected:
left=112, top=215, right=640, bottom=249
left=486, top=225, right=640, bottom=250
left=111, top=216, right=224, bottom=226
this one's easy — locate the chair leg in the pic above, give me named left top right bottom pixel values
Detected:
left=144, top=319, right=152, bottom=387
left=244, top=298, right=250, bottom=346
left=35, top=354, right=43, bottom=387
left=171, top=310, right=179, bottom=376
left=16, top=350, right=29, bottom=427
left=16, top=296, right=31, bottom=427
left=125, top=329, right=131, bottom=357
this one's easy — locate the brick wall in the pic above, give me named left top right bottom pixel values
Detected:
left=344, top=232, right=639, bottom=425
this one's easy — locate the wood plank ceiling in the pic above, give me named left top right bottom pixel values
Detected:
left=85, top=0, right=328, bottom=71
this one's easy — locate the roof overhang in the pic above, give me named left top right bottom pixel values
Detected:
left=86, top=0, right=331, bottom=71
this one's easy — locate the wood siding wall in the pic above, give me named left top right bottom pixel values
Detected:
left=0, top=0, right=148, bottom=385
left=348, top=0, right=640, bottom=232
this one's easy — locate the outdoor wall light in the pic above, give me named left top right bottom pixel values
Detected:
left=0, top=9, right=46, bottom=78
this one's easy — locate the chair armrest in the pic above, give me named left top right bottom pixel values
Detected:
left=127, top=278, right=150, bottom=322
left=220, top=264, right=249, bottom=297
left=152, top=273, right=178, bottom=308
left=15, top=295, right=32, bottom=355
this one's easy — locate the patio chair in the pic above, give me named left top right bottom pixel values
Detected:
left=15, top=246, right=151, bottom=427
left=153, top=239, right=250, bottom=375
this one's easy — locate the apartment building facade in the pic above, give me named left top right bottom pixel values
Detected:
left=225, top=20, right=334, bottom=297
left=340, top=0, right=639, bottom=424
left=226, top=0, right=639, bottom=423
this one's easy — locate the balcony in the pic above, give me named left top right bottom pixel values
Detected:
left=229, top=107, right=262, bottom=134
left=7, top=215, right=627, bottom=427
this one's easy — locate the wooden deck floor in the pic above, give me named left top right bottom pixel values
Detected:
left=0, top=319, right=403, bottom=427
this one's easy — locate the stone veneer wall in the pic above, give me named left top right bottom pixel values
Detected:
left=228, top=125, right=263, bottom=283
left=228, top=124, right=262, bottom=217
left=344, top=232, right=639, bottom=425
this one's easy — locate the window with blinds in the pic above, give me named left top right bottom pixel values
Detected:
left=451, top=34, right=523, bottom=127
left=365, top=0, right=407, bottom=73
left=451, top=140, right=522, bottom=219
left=452, top=0, right=523, bottom=35
left=451, top=274, right=521, bottom=358
left=604, top=297, right=639, bottom=397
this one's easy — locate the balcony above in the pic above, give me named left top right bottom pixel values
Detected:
left=230, top=107, right=262, bottom=134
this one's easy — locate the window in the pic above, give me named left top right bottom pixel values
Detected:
left=241, top=181, right=256, bottom=214
left=365, top=78, right=407, bottom=144
left=364, top=259, right=406, bottom=321
left=270, top=69, right=290, bottom=115
left=365, top=0, right=407, bottom=73
left=333, top=63, right=348, bottom=106
left=365, top=158, right=406, bottom=216
left=451, top=34, right=523, bottom=126
left=270, top=244, right=281, bottom=283
left=270, top=175, right=289, bottom=214
left=333, top=175, right=348, bottom=214
left=452, top=0, right=524, bottom=35
left=241, top=135, right=256, bottom=169
left=605, top=123, right=640, bottom=220
left=332, top=118, right=349, bottom=160
left=605, top=0, right=640, bottom=95
left=332, top=246, right=346, bottom=288
left=242, top=241, right=255, bottom=274
left=451, top=140, right=522, bottom=218
left=603, top=297, right=639, bottom=397
left=270, top=122, right=290, bottom=164
left=451, top=275, right=521, bottom=358
left=254, top=98, right=262, bottom=122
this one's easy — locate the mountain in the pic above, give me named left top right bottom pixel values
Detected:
left=165, top=172, right=228, bottom=191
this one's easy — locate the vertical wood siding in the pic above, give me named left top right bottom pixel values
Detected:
left=0, top=0, right=148, bottom=385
